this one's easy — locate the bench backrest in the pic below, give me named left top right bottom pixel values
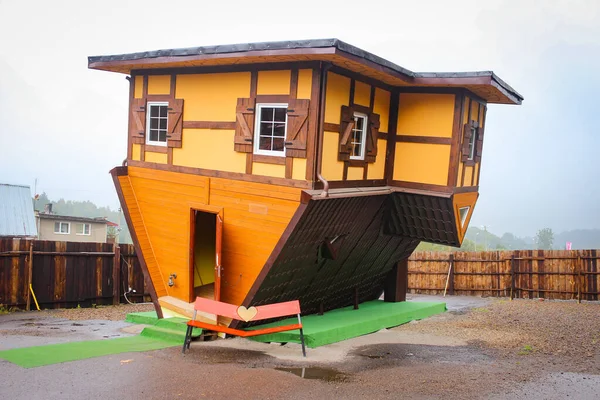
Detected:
left=193, top=297, right=301, bottom=323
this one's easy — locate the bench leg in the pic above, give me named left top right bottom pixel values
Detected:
left=299, top=328, right=306, bottom=357
left=182, top=325, right=192, bottom=354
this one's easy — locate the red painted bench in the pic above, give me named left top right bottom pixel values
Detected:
left=182, top=297, right=306, bottom=357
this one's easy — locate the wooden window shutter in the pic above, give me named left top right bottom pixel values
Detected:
left=234, top=98, right=256, bottom=153
left=167, top=98, right=184, bottom=148
left=365, top=112, right=380, bottom=163
left=474, top=126, right=484, bottom=163
left=129, top=99, right=146, bottom=145
left=285, top=99, right=310, bottom=158
left=338, top=105, right=355, bottom=161
left=461, top=122, right=474, bottom=162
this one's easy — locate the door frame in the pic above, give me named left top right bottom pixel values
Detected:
left=188, top=205, right=224, bottom=303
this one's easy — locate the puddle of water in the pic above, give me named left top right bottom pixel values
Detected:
left=274, top=367, right=349, bottom=382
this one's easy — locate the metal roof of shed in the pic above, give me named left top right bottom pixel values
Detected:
left=0, top=184, right=38, bottom=238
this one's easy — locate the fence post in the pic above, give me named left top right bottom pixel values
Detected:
left=444, top=254, right=455, bottom=296
left=26, top=241, right=33, bottom=311
left=112, top=244, right=121, bottom=305
left=577, top=254, right=582, bottom=304
left=510, top=254, right=515, bottom=300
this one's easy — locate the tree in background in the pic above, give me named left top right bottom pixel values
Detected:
left=535, top=228, right=554, bottom=250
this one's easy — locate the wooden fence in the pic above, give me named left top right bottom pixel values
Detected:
left=408, top=250, right=600, bottom=301
left=0, top=238, right=150, bottom=310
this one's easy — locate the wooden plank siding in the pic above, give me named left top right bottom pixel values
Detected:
left=119, top=166, right=302, bottom=306
left=408, top=250, right=600, bottom=300
left=0, top=239, right=149, bottom=309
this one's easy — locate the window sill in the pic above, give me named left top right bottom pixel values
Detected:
left=253, top=154, right=286, bottom=165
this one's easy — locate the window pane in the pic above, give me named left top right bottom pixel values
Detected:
left=159, top=118, right=167, bottom=130
left=150, top=129, right=158, bottom=142
left=159, top=131, right=167, bottom=142
left=272, top=138, right=284, bottom=151
left=85, top=224, right=90, bottom=235
left=259, top=136, right=272, bottom=150
left=260, top=107, right=274, bottom=122
left=76, top=223, right=83, bottom=234
left=150, top=118, right=158, bottom=129
left=159, top=106, right=168, bottom=118
left=150, top=105, right=158, bottom=117
left=61, top=223, right=68, bottom=233
left=356, top=116, right=363, bottom=130
left=274, top=107, right=287, bottom=122
left=54, top=222, right=60, bottom=232
left=260, top=122, right=273, bottom=135
left=273, top=123, right=286, bottom=137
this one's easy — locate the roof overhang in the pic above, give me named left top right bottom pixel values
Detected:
left=88, top=38, right=523, bottom=105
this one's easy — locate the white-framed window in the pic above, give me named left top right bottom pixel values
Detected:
left=75, top=223, right=91, bottom=236
left=350, top=112, right=368, bottom=160
left=467, top=125, right=477, bottom=161
left=146, top=102, right=169, bottom=146
left=459, top=206, right=470, bottom=227
left=54, top=221, right=70, bottom=234
left=254, top=103, right=288, bottom=156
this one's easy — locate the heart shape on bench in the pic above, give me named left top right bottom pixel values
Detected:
left=237, top=306, right=258, bottom=322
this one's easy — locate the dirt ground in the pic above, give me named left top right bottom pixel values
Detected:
left=0, top=296, right=598, bottom=399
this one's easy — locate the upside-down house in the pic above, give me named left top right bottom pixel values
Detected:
left=88, top=39, right=522, bottom=326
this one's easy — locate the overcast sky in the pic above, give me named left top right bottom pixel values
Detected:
left=0, top=0, right=598, bottom=237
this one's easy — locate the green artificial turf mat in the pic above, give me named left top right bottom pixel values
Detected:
left=248, top=300, right=446, bottom=348
left=0, top=335, right=179, bottom=369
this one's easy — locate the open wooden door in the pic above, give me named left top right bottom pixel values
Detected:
left=214, top=215, right=223, bottom=301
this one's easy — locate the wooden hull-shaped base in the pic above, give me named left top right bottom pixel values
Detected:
left=111, top=165, right=477, bottom=325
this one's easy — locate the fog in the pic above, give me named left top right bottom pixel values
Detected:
left=1, top=0, right=598, bottom=237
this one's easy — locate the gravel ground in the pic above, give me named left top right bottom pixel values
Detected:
left=395, top=298, right=600, bottom=366
left=43, top=303, right=155, bottom=321
left=1, top=297, right=599, bottom=399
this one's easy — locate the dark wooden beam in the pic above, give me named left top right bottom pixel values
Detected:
left=384, top=259, right=408, bottom=302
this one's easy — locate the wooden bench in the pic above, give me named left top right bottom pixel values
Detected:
left=183, top=297, right=306, bottom=357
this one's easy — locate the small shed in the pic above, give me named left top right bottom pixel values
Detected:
left=0, top=184, right=38, bottom=238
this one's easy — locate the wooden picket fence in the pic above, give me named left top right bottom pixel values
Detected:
left=0, top=238, right=150, bottom=310
left=408, top=250, right=600, bottom=301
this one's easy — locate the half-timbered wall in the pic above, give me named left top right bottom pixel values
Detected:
left=393, top=93, right=455, bottom=186
left=129, top=67, right=316, bottom=184
left=456, top=95, right=487, bottom=188
left=321, top=71, right=389, bottom=183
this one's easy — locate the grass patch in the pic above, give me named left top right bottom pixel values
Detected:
left=517, top=344, right=535, bottom=355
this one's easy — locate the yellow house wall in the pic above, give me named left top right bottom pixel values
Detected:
left=176, top=72, right=251, bottom=121
left=366, top=139, right=387, bottom=180
left=147, top=75, right=171, bottom=95
left=292, top=158, right=307, bottom=181
left=173, top=129, right=246, bottom=173
left=131, top=68, right=319, bottom=181
left=456, top=95, right=486, bottom=187
left=324, top=72, right=350, bottom=124
left=394, top=143, right=451, bottom=185
left=354, top=81, right=371, bottom=107
left=297, top=69, right=313, bottom=99
left=132, top=144, right=142, bottom=161
left=252, top=162, right=286, bottom=178
left=373, top=88, right=390, bottom=133
left=321, top=131, right=345, bottom=181
left=347, top=167, right=363, bottom=180
left=134, top=76, right=144, bottom=99
left=145, top=151, right=167, bottom=164
left=397, top=93, right=455, bottom=137
left=257, top=70, right=291, bottom=95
